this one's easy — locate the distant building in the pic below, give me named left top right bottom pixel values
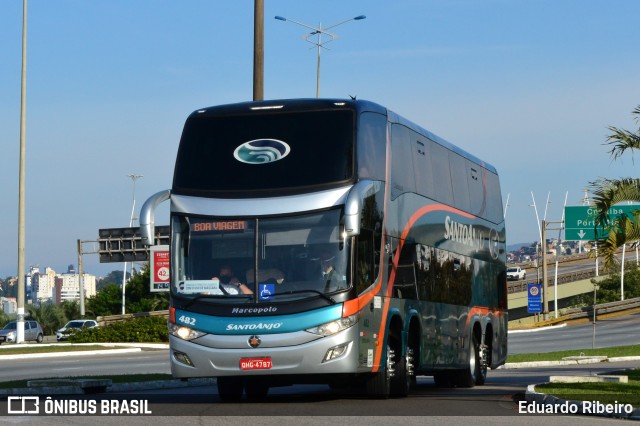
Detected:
left=1, top=297, right=17, bottom=314
left=53, top=270, right=97, bottom=304
left=24, top=265, right=96, bottom=305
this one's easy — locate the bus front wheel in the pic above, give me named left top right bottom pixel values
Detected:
left=365, top=345, right=393, bottom=399
left=217, top=377, right=244, bottom=402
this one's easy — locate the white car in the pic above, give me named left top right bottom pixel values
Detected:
left=56, top=319, right=98, bottom=341
left=506, top=267, right=526, bottom=281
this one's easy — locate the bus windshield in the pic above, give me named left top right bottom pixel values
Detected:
left=171, top=209, right=350, bottom=302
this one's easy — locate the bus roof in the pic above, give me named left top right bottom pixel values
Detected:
left=190, top=98, right=497, bottom=175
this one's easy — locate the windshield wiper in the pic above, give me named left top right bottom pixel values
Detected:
left=183, top=293, right=253, bottom=308
left=271, top=289, right=337, bottom=304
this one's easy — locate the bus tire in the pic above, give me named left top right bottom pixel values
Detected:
left=433, top=372, right=453, bottom=388
left=245, top=378, right=269, bottom=400
left=390, top=346, right=413, bottom=397
left=365, top=345, right=392, bottom=399
left=456, top=333, right=483, bottom=388
left=217, top=377, right=244, bottom=402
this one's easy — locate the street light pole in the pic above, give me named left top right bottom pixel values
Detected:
left=275, top=14, right=366, bottom=97
left=122, top=174, right=142, bottom=315
left=253, top=0, right=264, bottom=101
left=16, top=0, right=28, bottom=344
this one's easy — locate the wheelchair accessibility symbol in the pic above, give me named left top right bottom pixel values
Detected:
left=259, top=283, right=275, bottom=301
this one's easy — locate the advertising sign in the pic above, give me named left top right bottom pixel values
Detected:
left=150, top=245, right=170, bottom=292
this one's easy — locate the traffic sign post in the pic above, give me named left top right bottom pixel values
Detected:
left=564, top=205, right=639, bottom=241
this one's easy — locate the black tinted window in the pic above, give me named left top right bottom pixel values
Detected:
left=173, top=110, right=354, bottom=195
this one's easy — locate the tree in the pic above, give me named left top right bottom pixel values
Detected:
left=85, top=263, right=168, bottom=316
left=125, top=264, right=169, bottom=313
left=86, top=283, right=122, bottom=317
left=591, top=105, right=640, bottom=268
left=60, top=300, right=80, bottom=321
left=26, top=303, right=66, bottom=335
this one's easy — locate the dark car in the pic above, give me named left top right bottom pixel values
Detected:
left=0, top=320, right=44, bottom=344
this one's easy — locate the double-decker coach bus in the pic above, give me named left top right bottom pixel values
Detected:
left=140, top=98, right=507, bottom=400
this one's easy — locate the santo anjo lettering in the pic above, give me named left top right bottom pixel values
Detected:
left=443, top=216, right=485, bottom=250
left=192, top=221, right=246, bottom=232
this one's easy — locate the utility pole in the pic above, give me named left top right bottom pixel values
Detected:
left=77, top=240, right=99, bottom=317
left=542, top=220, right=548, bottom=321
left=253, top=0, right=264, bottom=101
left=16, top=0, right=28, bottom=344
left=541, top=219, right=564, bottom=320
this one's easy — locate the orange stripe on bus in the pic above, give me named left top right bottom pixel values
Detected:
left=372, top=204, right=476, bottom=371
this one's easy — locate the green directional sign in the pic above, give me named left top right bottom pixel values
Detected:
left=564, top=205, right=639, bottom=241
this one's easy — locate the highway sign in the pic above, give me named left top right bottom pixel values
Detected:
left=564, top=205, right=639, bottom=241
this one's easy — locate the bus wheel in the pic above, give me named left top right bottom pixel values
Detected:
left=217, top=377, right=244, bottom=402
left=365, top=345, right=393, bottom=399
left=245, top=378, right=269, bottom=400
left=433, top=372, right=453, bottom=388
left=456, top=333, right=483, bottom=388
left=391, top=347, right=414, bottom=397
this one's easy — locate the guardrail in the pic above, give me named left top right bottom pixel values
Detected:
left=507, top=267, right=604, bottom=294
left=96, top=310, right=169, bottom=327
left=562, top=296, right=640, bottom=321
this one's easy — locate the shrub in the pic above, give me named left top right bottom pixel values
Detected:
left=68, top=316, right=168, bottom=343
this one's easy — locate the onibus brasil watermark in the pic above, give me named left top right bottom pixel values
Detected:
left=7, top=396, right=152, bottom=415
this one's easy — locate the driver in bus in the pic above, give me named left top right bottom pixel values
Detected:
left=320, top=253, right=345, bottom=292
left=212, top=265, right=253, bottom=295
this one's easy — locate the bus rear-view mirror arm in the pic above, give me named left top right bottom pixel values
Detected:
left=140, top=189, right=171, bottom=246
left=344, top=180, right=378, bottom=237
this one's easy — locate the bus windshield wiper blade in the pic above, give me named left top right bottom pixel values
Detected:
left=184, top=293, right=252, bottom=308
left=272, top=289, right=336, bottom=304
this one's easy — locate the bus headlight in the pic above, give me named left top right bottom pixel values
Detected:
left=168, top=322, right=206, bottom=341
left=306, top=315, right=357, bottom=336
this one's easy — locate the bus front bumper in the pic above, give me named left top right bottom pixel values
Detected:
left=169, top=325, right=361, bottom=378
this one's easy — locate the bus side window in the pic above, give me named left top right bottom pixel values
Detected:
left=430, top=142, right=454, bottom=206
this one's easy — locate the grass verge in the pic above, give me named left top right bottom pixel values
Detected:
left=507, top=344, right=640, bottom=363
left=535, top=370, right=640, bottom=406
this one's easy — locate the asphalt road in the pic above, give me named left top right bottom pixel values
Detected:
left=508, top=310, right=640, bottom=354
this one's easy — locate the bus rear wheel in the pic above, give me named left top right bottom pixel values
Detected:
left=390, top=347, right=414, bottom=397
left=455, top=333, right=485, bottom=388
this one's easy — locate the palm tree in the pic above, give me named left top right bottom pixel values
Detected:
left=591, top=105, right=640, bottom=268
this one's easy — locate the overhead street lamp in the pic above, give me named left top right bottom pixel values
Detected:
left=275, top=14, right=366, bottom=97
left=122, top=173, right=142, bottom=315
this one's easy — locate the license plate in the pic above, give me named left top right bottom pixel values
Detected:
left=239, top=357, right=272, bottom=370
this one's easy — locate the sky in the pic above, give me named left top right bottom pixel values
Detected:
left=0, top=0, right=639, bottom=279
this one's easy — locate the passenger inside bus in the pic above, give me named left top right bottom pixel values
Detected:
left=212, top=265, right=253, bottom=295
left=245, top=267, right=285, bottom=285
